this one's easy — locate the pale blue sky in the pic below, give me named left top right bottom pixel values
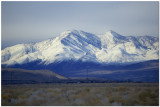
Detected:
left=2, top=1, right=159, bottom=49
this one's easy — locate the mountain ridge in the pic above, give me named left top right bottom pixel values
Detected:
left=2, top=30, right=159, bottom=66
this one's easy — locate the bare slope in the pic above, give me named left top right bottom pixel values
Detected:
left=2, top=68, right=67, bottom=84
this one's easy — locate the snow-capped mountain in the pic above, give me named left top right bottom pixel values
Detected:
left=1, top=30, right=159, bottom=66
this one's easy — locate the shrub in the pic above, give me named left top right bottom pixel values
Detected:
left=15, top=101, right=27, bottom=106
left=85, top=88, right=90, bottom=92
left=149, top=93, right=158, bottom=99
left=134, top=87, right=141, bottom=92
left=2, top=94, right=8, bottom=99
left=87, top=98, right=101, bottom=106
left=53, top=90, right=59, bottom=96
left=18, top=95, right=27, bottom=99
left=138, top=91, right=148, bottom=102
left=116, top=95, right=124, bottom=104
left=138, top=88, right=158, bottom=102
left=123, top=98, right=139, bottom=106
left=108, top=96, right=114, bottom=103
left=118, top=86, right=126, bottom=91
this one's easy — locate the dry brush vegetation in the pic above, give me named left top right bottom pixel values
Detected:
left=2, top=83, right=159, bottom=106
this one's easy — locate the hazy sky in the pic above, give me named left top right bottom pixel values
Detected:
left=2, top=1, right=159, bottom=49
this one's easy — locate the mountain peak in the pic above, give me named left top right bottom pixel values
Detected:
left=106, top=30, right=120, bottom=36
left=67, top=29, right=80, bottom=33
left=108, top=30, right=117, bottom=33
left=60, top=29, right=84, bottom=37
left=105, top=30, right=126, bottom=40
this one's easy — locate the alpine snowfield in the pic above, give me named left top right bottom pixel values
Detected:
left=2, top=30, right=159, bottom=66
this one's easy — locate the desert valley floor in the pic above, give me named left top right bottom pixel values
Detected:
left=2, top=83, right=159, bottom=106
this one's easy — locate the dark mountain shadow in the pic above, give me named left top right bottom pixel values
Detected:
left=2, top=60, right=159, bottom=82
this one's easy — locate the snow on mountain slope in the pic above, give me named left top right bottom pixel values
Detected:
left=1, top=30, right=159, bottom=66
left=96, top=31, right=159, bottom=63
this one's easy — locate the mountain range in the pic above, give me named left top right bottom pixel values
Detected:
left=1, top=30, right=159, bottom=82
